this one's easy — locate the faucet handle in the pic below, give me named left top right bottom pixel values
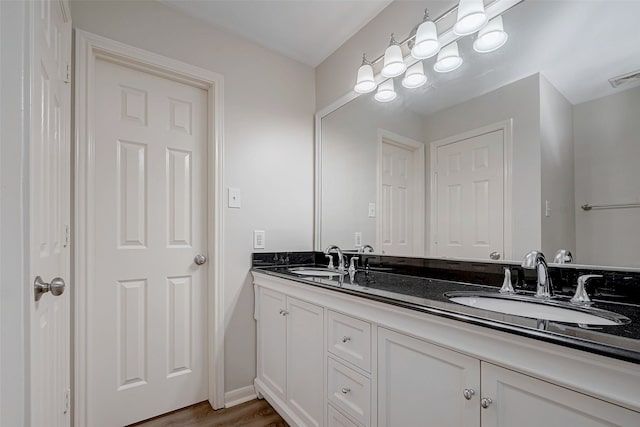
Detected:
left=325, top=254, right=334, bottom=270
left=499, top=267, right=515, bottom=294
left=570, top=274, right=603, bottom=305
left=349, top=256, right=359, bottom=270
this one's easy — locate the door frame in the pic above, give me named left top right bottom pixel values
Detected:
left=428, top=120, right=513, bottom=260
left=376, top=129, right=426, bottom=256
left=73, top=30, right=225, bottom=425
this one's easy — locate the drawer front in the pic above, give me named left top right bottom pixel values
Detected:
left=328, top=404, right=361, bottom=427
left=328, top=310, right=371, bottom=372
left=328, top=358, right=371, bottom=426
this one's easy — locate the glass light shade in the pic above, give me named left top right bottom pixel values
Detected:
left=473, top=16, right=508, bottom=53
left=454, top=0, right=488, bottom=36
left=411, top=20, right=440, bottom=59
left=402, top=62, right=427, bottom=89
left=375, top=79, right=397, bottom=102
left=381, top=43, right=406, bottom=78
left=433, top=42, right=463, bottom=73
left=354, top=63, right=376, bottom=93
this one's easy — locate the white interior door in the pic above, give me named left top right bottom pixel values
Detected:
left=30, top=1, right=71, bottom=426
left=434, top=129, right=504, bottom=259
left=88, top=58, right=208, bottom=426
left=379, top=136, right=425, bottom=256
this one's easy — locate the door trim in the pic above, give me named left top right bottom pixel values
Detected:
left=73, top=30, right=225, bottom=425
left=376, top=129, right=426, bottom=256
left=428, top=120, right=513, bottom=260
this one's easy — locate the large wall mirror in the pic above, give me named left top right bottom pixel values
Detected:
left=316, top=0, right=640, bottom=269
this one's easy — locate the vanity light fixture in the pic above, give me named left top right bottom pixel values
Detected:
left=354, top=54, right=377, bottom=93
left=434, top=42, right=463, bottom=73
left=381, top=34, right=406, bottom=78
left=411, top=10, right=440, bottom=59
left=374, top=79, right=397, bottom=102
left=473, top=16, right=508, bottom=53
left=454, top=0, right=488, bottom=36
left=402, top=62, right=427, bottom=89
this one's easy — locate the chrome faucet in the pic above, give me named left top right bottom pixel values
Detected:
left=521, top=251, right=553, bottom=298
left=553, top=249, right=573, bottom=264
left=571, top=274, right=602, bottom=305
left=358, top=244, right=374, bottom=254
left=324, top=245, right=345, bottom=271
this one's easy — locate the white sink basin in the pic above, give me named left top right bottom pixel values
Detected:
left=447, top=293, right=629, bottom=326
left=288, top=267, right=347, bottom=278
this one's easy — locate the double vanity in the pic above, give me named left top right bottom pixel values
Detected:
left=252, top=251, right=640, bottom=427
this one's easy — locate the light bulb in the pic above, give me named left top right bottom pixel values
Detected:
left=354, top=55, right=376, bottom=93
left=402, top=62, right=427, bottom=89
left=375, top=79, right=397, bottom=102
left=434, top=42, right=463, bottom=73
left=381, top=34, right=406, bottom=78
left=473, top=16, right=508, bottom=53
left=411, top=15, right=439, bottom=59
left=454, top=0, right=488, bottom=36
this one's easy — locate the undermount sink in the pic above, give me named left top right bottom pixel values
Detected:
left=445, top=292, right=630, bottom=326
left=288, top=267, right=347, bottom=278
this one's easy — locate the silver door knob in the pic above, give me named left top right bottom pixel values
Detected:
left=34, top=276, right=65, bottom=301
left=463, top=389, right=475, bottom=400
left=489, top=252, right=501, bottom=260
left=194, top=254, right=207, bottom=265
left=480, top=397, right=492, bottom=408
left=341, top=336, right=351, bottom=343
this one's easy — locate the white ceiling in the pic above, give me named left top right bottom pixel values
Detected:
left=160, top=0, right=393, bottom=67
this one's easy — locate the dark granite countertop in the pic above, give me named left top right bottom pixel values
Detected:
left=252, top=264, right=640, bottom=364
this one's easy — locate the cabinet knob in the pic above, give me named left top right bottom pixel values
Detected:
left=341, top=387, right=350, bottom=394
left=341, top=336, right=351, bottom=343
left=279, top=309, right=289, bottom=316
left=480, top=397, right=492, bottom=409
left=463, top=388, right=475, bottom=400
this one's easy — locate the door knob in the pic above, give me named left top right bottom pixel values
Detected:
left=463, top=388, right=475, bottom=400
left=34, top=276, right=65, bottom=301
left=194, top=254, right=207, bottom=265
left=481, top=397, right=493, bottom=409
left=489, top=252, right=501, bottom=260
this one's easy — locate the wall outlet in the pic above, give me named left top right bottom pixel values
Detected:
left=368, top=202, right=376, bottom=218
left=254, top=230, right=265, bottom=249
left=228, top=187, right=241, bottom=208
left=354, top=232, right=362, bottom=247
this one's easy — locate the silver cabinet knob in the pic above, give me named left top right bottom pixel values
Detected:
left=341, top=387, right=350, bottom=394
left=489, top=252, right=501, bottom=260
left=194, top=254, right=207, bottom=265
left=279, top=309, right=289, bottom=316
left=34, top=276, right=66, bottom=301
left=463, top=389, right=475, bottom=400
left=481, top=397, right=492, bottom=409
left=341, top=336, right=351, bottom=343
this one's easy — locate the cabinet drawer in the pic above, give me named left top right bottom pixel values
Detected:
left=328, top=310, right=371, bottom=372
left=328, top=404, right=361, bottom=427
left=328, top=358, right=371, bottom=426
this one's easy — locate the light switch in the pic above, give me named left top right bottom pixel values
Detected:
left=228, top=187, right=241, bottom=208
left=355, top=232, right=362, bottom=247
left=254, top=230, right=265, bottom=249
left=368, top=203, right=376, bottom=218
left=545, top=200, right=551, bottom=217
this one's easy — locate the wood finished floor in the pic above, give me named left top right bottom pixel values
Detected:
left=128, top=399, right=288, bottom=427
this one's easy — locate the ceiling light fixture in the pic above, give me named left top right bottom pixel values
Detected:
left=354, top=54, right=377, bottom=93
left=454, top=0, right=488, bottom=36
left=411, top=10, right=440, bottom=60
left=473, top=16, right=508, bottom=53
left=434, top=42, right=463, bottom=73
left=381, top=34, right=406, bottom=78
left=402, top=62, right=427, bottom=89
left=374, top=79, right=397, bottom=102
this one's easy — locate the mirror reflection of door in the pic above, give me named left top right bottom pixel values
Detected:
left=378, top=131, right=425, bottom=256
left=431, top=125, right=509, bottom=260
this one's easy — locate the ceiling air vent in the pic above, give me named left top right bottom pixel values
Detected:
left=608, top=70, right=640, bottom=88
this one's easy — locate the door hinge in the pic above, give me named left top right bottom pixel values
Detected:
left=64, top=388, right=70, bottom=414
left=64, top=63, right=71, bottom=84
left=64, top=224, right=70, bottom=248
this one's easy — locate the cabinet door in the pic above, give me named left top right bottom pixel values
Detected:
left=287, top=297, right=324, bottom=427
left=378, top=328, right=480, bottom=427
left=257, top=288, right=287, bottom=402
left=480, top=362, right=640, bottom=427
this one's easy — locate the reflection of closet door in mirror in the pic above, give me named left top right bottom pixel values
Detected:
left=378, top=131, right=425, bottom=256
left=433, top=128, right=505, bottom=260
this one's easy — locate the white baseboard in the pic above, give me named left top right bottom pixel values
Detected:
left=224, top=385, right=257, bottom=408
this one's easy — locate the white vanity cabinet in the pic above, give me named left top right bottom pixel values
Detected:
left=255, top=287, right=324, bottom=427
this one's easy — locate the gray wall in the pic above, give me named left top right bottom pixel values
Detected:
left=69, top=0, right=315, bottom=393
left=574, top=86, right=640, bottom=266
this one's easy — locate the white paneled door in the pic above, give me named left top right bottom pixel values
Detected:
left=89, top=58, right=208, bottom=426
left=30, top=1, right=71, bottom=426
left=434, top=129, right=504, bottom=259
